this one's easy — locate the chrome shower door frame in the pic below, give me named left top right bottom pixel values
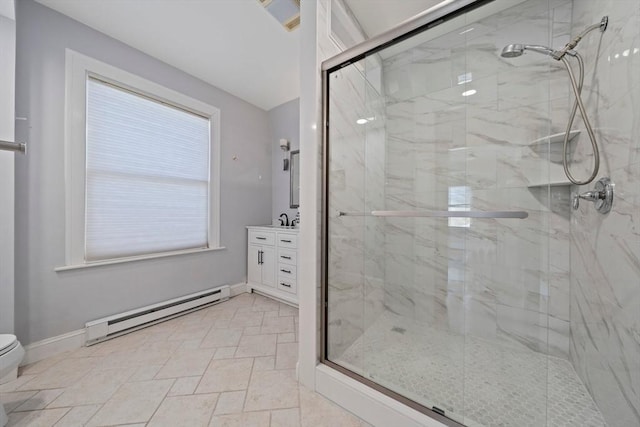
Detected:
left=320, top=0, right=493, bottom=426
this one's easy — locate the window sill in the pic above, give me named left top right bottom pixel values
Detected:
left=55, top=246, right=226, bottom=272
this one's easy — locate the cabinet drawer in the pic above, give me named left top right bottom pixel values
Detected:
left=249, top=230, right=275, bottom=246
left=277, top=233, right=297, bottom=249
left=278, top=264, right=297, bottom=280
left=278, top=249, right=297, bottom=266
left=277, top=278, right=297, bottom=295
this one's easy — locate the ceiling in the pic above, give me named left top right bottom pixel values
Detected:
left=35, top=0, right=442, bottom=111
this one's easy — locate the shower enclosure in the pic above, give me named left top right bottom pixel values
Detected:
left=320, top=0, right=639, bottom=426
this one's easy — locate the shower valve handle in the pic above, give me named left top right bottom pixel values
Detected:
left=571, top=177, right=614, bottom=214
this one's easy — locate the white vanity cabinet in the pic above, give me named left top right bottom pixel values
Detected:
left=246, top=226, right=298, bottom=306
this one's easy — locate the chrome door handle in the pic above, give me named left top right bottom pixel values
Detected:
left=338, top=210, right=528, bottom=219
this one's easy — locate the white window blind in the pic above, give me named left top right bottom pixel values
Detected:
left=85, top=77, right=211, bottom=261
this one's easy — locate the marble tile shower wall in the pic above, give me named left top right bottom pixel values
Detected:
left=324, top=0, right=387, bottom=362
left=381, top=0, right=575, bottom=358
left=568, top=1, right=640, bottom=426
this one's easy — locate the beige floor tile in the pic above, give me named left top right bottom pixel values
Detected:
left=213, top=318, right=233, bottom=328
left=67, top=345, right=100, bottom=359
left=48, top=367, right=135, bottom=408
left=130, top=364, right=163, bottom=381
left=277, top=333, right=296, bottom=343
left=209, top=411, right=270, bottom=427
left=231, top=310, right=264, bottom=328
left=6, top=408, right=69, bottom=427
left=202, top=307, right=237, bottom=323
left=275, top=343, right=298, bottom=370
left=243, top=326, right=262, bottom=336
left=53, top=404, right=102, bottom=426
left=252, top=296, right=280, bottom=312
left=168, top=322, right=212, bottom=341
left=180, top=339, right=204, bottom=350
left=148, top=393, right=218, bottom=427
left=168, top=376, right=202, bottom=396
left=176, top=310, right=208, bottom=325
left=92, top=345, right=176, bottom=370
left=200, top=328, right=243, bottom=348
left=260, top=316, right=294, bottom=335
left=18, top=355, right=67, bottom=376
left=278, top=304, right=298, bottom=317
left=89, top=333, right=148, bottom=357
left=196, top=358, right=253, bottom=393
left=244, top=369, right=298, bottom=411
left=17, top=358, right=98, bottom=391
left=155, top=348, right=215, bottom=379
left=221, top=293, right=255, bottom=309
left=299, top=386, right=364, bottom=427
left=0, top=375, right=37, bottom=393
left=213, top=390, right=245, bottom=415
left=86, top=379, right=173, bottom=426
left=0, top=391, right=38, bottom=413
left=262, top=310, right=279, bottom=318
left=235, top=334, right=277, bottom=358
left=1, top=295, right=365, bottom=427
left=13, top=388, right=64, bottom=411
left=271, top=408, right=301, bottom=427
left=253, top=356, right=275, bottom=371
left=213, top=347, right=237, bottom=360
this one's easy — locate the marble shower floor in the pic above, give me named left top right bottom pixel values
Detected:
left=0, top=293, right=369, bottom=427
left=337, top=311, right=606, bottom=427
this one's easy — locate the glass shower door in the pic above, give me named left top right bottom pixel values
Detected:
left=323, top=1, right=570, bottom=425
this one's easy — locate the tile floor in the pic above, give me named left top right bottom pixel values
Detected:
left=336, top=311, right=606, bottom=427
left=0, top=293, right=369, bottom=427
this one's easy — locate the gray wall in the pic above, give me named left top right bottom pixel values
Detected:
left=14, top=0, right=272, bottom=345
left=0, top=13, right=16, bottom=335
left=269, top=98, right=299, bottom=224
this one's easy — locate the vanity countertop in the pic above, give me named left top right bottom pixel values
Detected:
left=246, top=225, right=299, bottom=232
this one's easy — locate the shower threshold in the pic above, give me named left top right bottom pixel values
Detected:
left=335, top=311, right=606, bottom=427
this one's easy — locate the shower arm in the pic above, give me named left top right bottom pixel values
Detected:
left=554, top=16, right=608, bottom=60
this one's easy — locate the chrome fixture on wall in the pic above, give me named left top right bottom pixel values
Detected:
left=0, top=138, right=26, bottom=154
left=572, top=177, right=614, bottom=214
left=501, top=16, right=608, bottom=185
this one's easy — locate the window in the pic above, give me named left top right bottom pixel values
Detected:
left=62, top=50, right=221, bottom=268
left=448, top=186, right=471, bottom=228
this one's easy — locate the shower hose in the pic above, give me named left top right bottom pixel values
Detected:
left=560, top=52, right=600, bottom=185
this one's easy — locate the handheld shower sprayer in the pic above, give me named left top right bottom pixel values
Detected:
left=500, top=16, right=609, bottom=185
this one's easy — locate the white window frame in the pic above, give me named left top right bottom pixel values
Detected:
left=59, top=49, right=222, bottom=270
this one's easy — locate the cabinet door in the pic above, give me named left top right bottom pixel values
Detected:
left=247, top=244, right=262, bottom=284
left=260, top=246, right=276, bottom=288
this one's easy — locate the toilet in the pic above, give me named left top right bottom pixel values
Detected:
left=0, top=335, right=24, bottom=427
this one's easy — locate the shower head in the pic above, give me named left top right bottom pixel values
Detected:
left=501, top=44, right=525, bottom=57
left=501, top=44, right=557, bottom=59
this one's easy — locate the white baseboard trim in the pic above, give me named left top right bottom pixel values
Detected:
left=229, top=282, right=249, bottom=297
left=315, top=364, right=448, bottom=427
left=21, top=329, right=85, bottom=366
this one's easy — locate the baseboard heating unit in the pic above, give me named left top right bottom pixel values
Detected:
left=85, top=285, right=230, bottom=345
